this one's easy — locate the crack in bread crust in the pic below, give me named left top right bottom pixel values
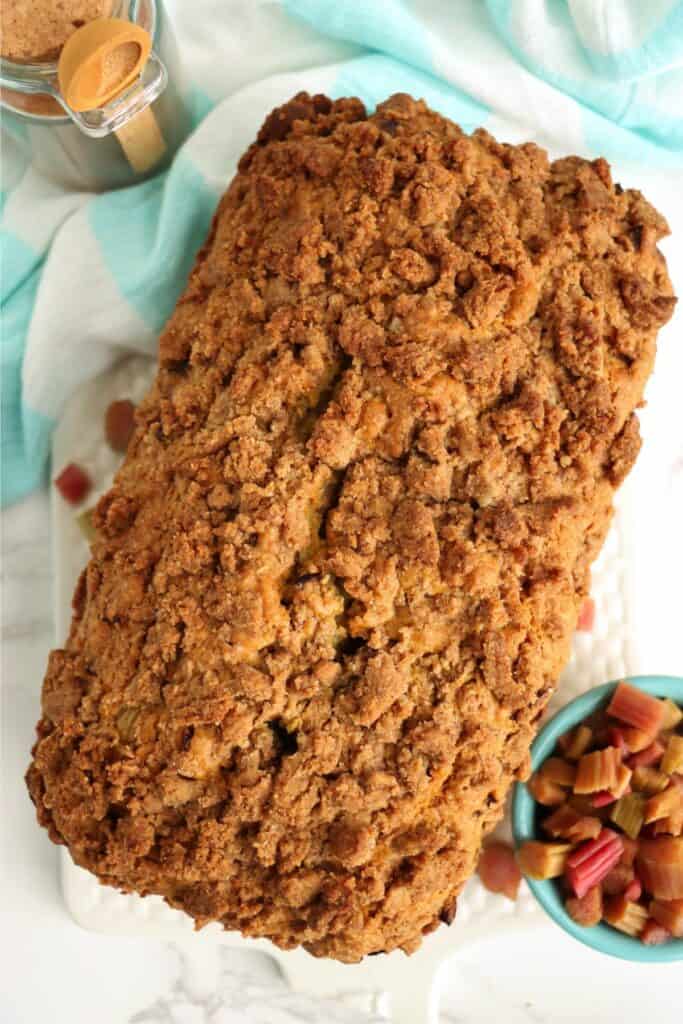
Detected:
left=27, top=92, right=675, bottom=962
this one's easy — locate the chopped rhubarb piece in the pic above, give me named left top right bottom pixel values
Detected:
left=570, top=793, right=605, bottom=816
left=669, top=808, right=683, bottom=837
left=611, top=763, right=632, bottom=799
left=540, top=757, right=576, bottom=788
left=517, top=841, right=572, bottom=880
left=619, top=836, right=638, bottom=867
left=105, top=399, right=136, bottom=453
left=660, top=699, right=682, bottom=731
left=651, top=807, right=683, bottom=837
left=621, top=726, right=655, bottom=753
left=645, top=784, right=682, bottom=824
left=636, top=838, right=683, bottom=899
left=565, top=885, right=602, bottom=927
left=576, top=598, right=595, bottom=632
left=607, top=682, right=664, bottom=735
left=624, top=877, right=642, bottom=902
left=603, top=895, right=648, bottom=937
left=641, top=918, right=671, bottom=945
left=649, top=898, right=683, bottom=938
left=527, top=772, right=566, bottom=806
left=592, top=790, right=617, bottom=808
left=54, top=462, right=91, bottom=505
left=661, top=735, right=683, bottom=775
left=602, top=863, right=635, bottom=896
left=631, top=765, right=669, bottom=795
left=574, top=747, right=621, bottom=794
left=558, top=724, right=593, bottom=762
left=543, top=804, right=601, bottom=842
left=607, top=726, right=628, bottom=756
left=477, top=842, right=521, bottom=900
left=565, top=829, right=624, bottom=899
left=610, top=793, right=646, bottom=839
left=627, top=741, right=664, bottom=769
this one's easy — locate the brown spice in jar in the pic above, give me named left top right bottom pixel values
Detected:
left=1, top=1, right=116, bottom=63
left=0, top=86, right=63, bottom=117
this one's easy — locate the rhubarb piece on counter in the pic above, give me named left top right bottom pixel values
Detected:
left=576, top=598, right=595, bottom=632
left=660, top=699, right=683, bottom=731
left=649, top=898, right=683, bottom=938
left=543, top=804, right=601, bottom=842
left=517, top=841, right=572, bottom=880
left=603, top=895, right=648, bottom=937
left=661, top=735, right=683, bottom=776
left=607, top=682, right=665, bottom=736
left=627, top=741, right=665, bottom=769
left=105, top=399, right=136, bottom=453
left=558, top=724, right=593, bottom=762
left=565, top=885, right=602, bottom=927
left=54, top=462, right=91, bottom=505
left=610, top=793, right=646, bottom=839
left=540, top=757, right=576, bottom=788
left=477, top=842, right=521, bottom=900
left=631, top=765, right=669, bottom=795
left=574, top=747, right=621, bottom=794
left=602, top=863, right=635, bottom=896
left=565, top=829, right=623, bottom=898
left=527, top=772, right=566, bottom=806
left=641, top=918, right=671, bottom=945
left=636, top=837, right=683, bottom=899
left=644, top=784, right=682, bottom=824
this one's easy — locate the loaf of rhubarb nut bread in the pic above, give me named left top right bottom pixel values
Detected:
left=27, top=93, right=675, bottom=962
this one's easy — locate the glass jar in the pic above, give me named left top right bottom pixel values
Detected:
left=0, top=0, right=193, bottom=191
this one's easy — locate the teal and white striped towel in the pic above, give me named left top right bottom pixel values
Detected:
left=2, top=0, right=682, bottom=505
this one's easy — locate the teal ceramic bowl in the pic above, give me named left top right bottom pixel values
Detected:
left=512, top=675, right=683, bottom=962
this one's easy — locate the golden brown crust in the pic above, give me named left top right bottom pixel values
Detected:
left=27, top=93, right=675, bottom=962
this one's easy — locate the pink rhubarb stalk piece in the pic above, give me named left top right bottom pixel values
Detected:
left=624, top=877, right=642, bottom=902
left=54, top=462, right=92, bottom=505
left=576, top=598, right=595, bottom=632
left=592, top=790, right=617, bottom=808
left=607, top=726, right=628, bottom=756
left=627, top=741, right=665, bottom=769
left=565, top=829, right=624, bottom=899
left=565, top=885, right=602, bottom=927
left=477, top=843, right=521, bottom=901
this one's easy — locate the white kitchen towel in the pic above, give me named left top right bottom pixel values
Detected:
left=2, top=0, right=682, bottom=504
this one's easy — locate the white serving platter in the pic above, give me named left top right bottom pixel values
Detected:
left=52, top=354, right=641, bottom=1024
